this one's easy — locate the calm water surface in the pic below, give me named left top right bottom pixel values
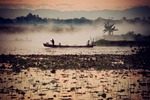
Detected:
left=0, top=40, right=134, bottom=55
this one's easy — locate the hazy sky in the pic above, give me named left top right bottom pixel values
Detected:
left=0, top=0, right=150, bottom=11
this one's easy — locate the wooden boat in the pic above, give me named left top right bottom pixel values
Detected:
left=43, top=43, right=94, bottom=48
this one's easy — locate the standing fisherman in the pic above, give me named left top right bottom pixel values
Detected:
left=87, top=40, right=90, bottom=46
left=51, top=39, right=55, bottom=46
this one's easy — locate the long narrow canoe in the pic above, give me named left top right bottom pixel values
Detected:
left=43, top=43, right=94, bottom=48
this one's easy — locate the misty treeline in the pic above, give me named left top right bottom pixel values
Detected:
left=0, top=25, right=80, bottom=34
left=1, top=13, right=150, bottom=25
left=0, top=13, right=150, bottom=35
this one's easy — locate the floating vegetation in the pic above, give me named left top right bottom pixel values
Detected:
left=0, top=54, right=148, bottom=72
left=0, top=67, right=150, bottom=99
left=0, top=54, right=150, bottom=99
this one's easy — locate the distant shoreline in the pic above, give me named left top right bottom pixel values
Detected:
left=94, top=40, right=150, bottom=46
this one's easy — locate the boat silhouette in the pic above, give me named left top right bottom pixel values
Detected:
left=43, top=43, right=94, bottom=48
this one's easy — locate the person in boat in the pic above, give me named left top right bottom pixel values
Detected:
left=51, top=39, right=55, bottom=46
left=87, top=40, right=90, bottom=46
left=59, top=43, right=61, bottom=46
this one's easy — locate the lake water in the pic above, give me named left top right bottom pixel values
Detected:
left=0, top=31, right=137, bottom=55
left=0, top=40, right=134, bottom=55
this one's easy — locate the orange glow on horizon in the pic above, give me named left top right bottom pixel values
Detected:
left=0, top=0, right=150, bottom=11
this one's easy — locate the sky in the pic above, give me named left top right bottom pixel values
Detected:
left=0, top=0, right=150, bottom=11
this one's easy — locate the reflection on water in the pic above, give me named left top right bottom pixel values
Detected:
left=45, top=46, right=133, bottom=55
left=0, top=67, right=150, bottom=100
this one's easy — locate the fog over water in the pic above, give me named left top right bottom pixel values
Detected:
left=0, top=23, right=149, bottom=55
left=0, top=25, right=102, bottom=44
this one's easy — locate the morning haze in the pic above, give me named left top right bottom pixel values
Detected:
left=0, top=0, right=150, bottom=100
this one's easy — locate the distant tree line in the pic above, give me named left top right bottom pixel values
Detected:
left=0, top=13, right=150, bottom=25
left=122, top=31, right=150, bottom=41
